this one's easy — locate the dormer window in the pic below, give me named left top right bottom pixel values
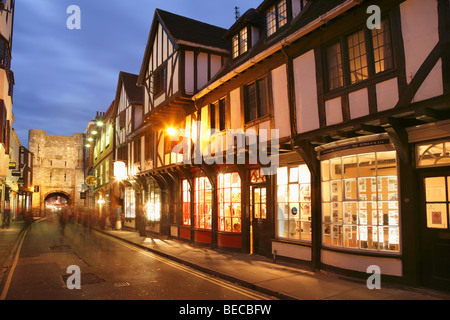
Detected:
left=232, top=27, right=248, bottom=59
left=267, top=0, right=288, bottom=37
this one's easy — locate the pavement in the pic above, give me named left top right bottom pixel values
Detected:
left=2, top=218, right=450, bottom=300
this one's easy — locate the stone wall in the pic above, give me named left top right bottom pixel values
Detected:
left=29, top=129, right=84, bottom=216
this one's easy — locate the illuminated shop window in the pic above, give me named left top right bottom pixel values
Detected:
left=250, top=168, right=266, bottom=183
left=417, top=141, right=450, bottom=168
left=146, top=181, right=161, bottom=222
left=277, top=165, right=312, bottom=241
left=194, top=177, right=213, bottom=230
left=322, top=151, right=399, bottom=252
left=218, top=172, right=241, bottom=233
left=124, top=188, right=136, bottom=219
left=182, top=180, right=191, bottom=226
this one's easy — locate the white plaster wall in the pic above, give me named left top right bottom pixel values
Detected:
left=293, top=50, right=320, bottom=133
left=271, top=64, right=290, bottom=139
left=272, top=241, right=312, bottom=261
left=322, top=249, right=403, bottom=276
left=210, top=55, right=222, bottom=79
left=349, top=88, right=369, bottom=119
left=325, top=97, right=342, bottom=126
left=400, top=0, right=443, bottom=102
left=185, top=51, right=195, bottom=94
left=197, top=52, right=208, bottom=90
left=230, top=88, right=241, bottom=130
left=376, top=78, right=399, bottom=112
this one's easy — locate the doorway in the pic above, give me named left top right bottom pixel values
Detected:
left=250, top=186, right=268, bottom=255
left=420, top=171, right=450, bottom=291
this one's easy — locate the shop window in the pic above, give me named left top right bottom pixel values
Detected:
left=124, top=188, right=136, bottom=218
left=217, top=172, right=241, bottom=233
left=146, top=181, right=161, bottom=222
left=182, top=180, right=191, bottom=226
left=322, top=151, right=399, bottom=252
left=277, top=165, right=312, bottom=241
left=194, top=177, right=213, bottom=230
left=417, top=141, right=450, bottom=168
left=424, top=176, right=449, bottom=229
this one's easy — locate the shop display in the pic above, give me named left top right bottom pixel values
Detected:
left=217, top=172, right=242, bottom=233
left=321, top=151, right=400, bottom=252
left=277, top=164, right=312, bottom=241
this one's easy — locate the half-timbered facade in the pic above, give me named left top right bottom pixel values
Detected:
left=113, top=71, right=145, bottom=230
left=112, top=0, right=450, bottom=292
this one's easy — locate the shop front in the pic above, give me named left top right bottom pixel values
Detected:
left=409, top=121, right=450, bottom=291
left=177, top=169, right=248, bottom=252
left=316, top=134, right=402, bottom=277
left=145, top=179, right=162, bottom=234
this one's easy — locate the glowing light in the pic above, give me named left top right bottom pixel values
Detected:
left=97, top=197, right=106, bottom=205
left=167, top=127, right=177, bottom=136
left=114, top=161, right=127, bottom=181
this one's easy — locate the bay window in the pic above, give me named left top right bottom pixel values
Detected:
left=321, top=151, right=399, bottom=252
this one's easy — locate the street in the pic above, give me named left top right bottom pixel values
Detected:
left=1, top=216, right=274, bottom=301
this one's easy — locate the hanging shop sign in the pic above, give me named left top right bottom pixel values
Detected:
left=85, top=176, right=97, bottom=186
left=9, top=162, right=16, bottom=169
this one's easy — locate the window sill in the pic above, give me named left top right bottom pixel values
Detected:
left=244, top=114, right=272, bottom=129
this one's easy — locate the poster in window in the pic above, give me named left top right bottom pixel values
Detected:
left=432, top=211, right=442, bottom=225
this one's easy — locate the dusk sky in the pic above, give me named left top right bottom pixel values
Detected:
left=12, top=0, right=263, bottom=147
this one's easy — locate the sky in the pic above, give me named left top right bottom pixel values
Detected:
left=12, top=0, right=263, bottom=147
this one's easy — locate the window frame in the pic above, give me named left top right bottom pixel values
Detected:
left=324, top=18, right=395, bottom=93
left=210, top=97, right=227, bottom=132
left=266, top=0, right=290, bottom=37
left=232, top=27, right=249, bottom=59
left=244, top=76, right=271, bottom=124
left=153, top=63, right=167, bottom=97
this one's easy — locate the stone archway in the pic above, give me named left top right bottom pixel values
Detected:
left=44, top=191, right=72, bottom=215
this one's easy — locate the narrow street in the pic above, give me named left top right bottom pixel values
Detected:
left=1, top=216, right=274, bottom=301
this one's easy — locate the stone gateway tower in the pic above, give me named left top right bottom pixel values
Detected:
left=29, top=130, right=85, bottom=216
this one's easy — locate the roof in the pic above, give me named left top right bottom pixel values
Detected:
left=120, top=71, right=144, bottom=104
left=156, top=9, right=230, bottom=51
left=138, top=9, right=230, bottom=85
left=224, top=8, right=264, bottom=39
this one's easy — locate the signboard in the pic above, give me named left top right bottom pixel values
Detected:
left=80, top=192, right=86, bottom=200
left=85, top=176, right=97, bottom=186
left=12, top=171, right=21, bottom=177
left=9, top=162, right=16, bottom=169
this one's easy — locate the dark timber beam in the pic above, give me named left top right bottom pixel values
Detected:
left=385, top=117, right=411, bottom=165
